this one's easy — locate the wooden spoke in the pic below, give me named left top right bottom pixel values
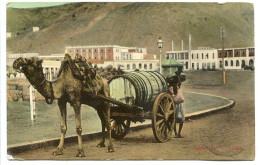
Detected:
left=169, top=109, right=175, bottom=115
left=111, top=119, right=131, bottom=140
left=152, top=93, right=175, bottom=142
left=165, top=121, right=172, bottom=131
left=159, top=104, right=164, bottom=113
left=156, top=112, right=164, bottom=118
left=156, top=119, right=164, bottom=126
left=122, top=122, right=127, bottom=129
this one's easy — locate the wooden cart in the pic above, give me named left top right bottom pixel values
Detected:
left=98, top=71, right=176, bottom=143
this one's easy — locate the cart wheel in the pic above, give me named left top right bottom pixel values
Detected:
left=152, top=93, right=175, bottom=142
left=111, top=119, right=131, bottom=140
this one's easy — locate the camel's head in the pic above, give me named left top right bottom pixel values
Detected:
left=13, top=57, right=44, bottom=80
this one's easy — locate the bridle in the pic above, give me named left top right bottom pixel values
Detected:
left=21, top=63, right=55, bottom=105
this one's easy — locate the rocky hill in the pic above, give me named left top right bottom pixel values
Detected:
left=7, top=2, right=254, bottom=57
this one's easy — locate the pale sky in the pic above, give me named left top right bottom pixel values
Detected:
left=7, top=2, right=72, bottom=8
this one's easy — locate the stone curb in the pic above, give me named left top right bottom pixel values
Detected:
left=7, top=92, right=235, bottom=155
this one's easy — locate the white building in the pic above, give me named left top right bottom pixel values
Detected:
left=7, top=53, right=62, bottom=81
left=65, top=45, right=158, bottom=72
left=33, top=27, right=39, bottom=32
left=7, top=32, right=12, bottom=39
left=97, top=59, right=159, bottom=72
left=166, top=47, right=254, bottom=71
left=65, top=45, right=147, bottom=64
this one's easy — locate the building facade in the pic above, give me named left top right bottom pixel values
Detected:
left=65, top=45, right=158, bottom=72
left=7, top=53, right=62, bottom=81
left=65, top=45, right=147, bottom=64
left=166, top=47, right=254, bottom=71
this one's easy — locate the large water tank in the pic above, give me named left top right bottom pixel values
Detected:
left=108, top=71, right=167, bottom=111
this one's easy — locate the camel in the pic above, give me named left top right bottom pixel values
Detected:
left=13, top=54, right=114, bottom=157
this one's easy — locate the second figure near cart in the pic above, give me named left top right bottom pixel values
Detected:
left=167, top=72, right=185, bottom=138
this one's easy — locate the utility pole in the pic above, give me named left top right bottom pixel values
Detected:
left=220, top=26, right=226, bottom=84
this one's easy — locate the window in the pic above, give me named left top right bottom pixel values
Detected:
left=236, top=60, right=240, bottom=66
left=144, top=64, right=147, bottom=70
left=192, top=54, right=193, bottom=59
left=197, top=54, right=199, bottom=59
left=150, top=63, right=153, bottom=69
left=185, top=53, right=188, bottom=59
left=127, top=64, right=130, bottom=70
left=192, top=63, right=194, bottom=69
left=202, top=63, right=206, bottom=69
left=213, top=53, right=214, bottom=59
left=212, top=62, right=216, bottom=69
left=225, top=61, right=228, bottom=66
left=242, top=60, right=245, bottom=67
left=231, top=60, right=233, bottom=66
left=202, top=53, right=204, bottom=59
left=207, top=63, right=210, bottom=69
left=133, top=64, right=136, bottom=70
left=139, top=63, right=142, bottom=69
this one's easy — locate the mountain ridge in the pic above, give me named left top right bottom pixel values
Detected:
left=7, top=2, right=254, bottom=57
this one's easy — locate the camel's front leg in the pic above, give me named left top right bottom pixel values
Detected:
left=53, top=100, right=67, bottom=156
left=73, top=102, right=85, bottom=157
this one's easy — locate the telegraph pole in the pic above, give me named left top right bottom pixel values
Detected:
left=220, top=26, right=226, bottom=84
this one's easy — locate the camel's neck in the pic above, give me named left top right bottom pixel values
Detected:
left=26, top=72, right=63, bottom=100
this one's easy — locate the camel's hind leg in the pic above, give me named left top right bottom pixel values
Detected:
left=96, top=110, right=106, bottom=148
left=73, top=102, right=85, bottom=157
left=97, top=101, right=114, bottom=152
left=53, top=99, right=67, bottom=156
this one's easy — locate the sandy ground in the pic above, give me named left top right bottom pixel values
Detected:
left=11, top=71, right=255, bottom=160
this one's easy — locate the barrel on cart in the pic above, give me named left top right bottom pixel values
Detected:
left=106, top=71, right=176, bottom=142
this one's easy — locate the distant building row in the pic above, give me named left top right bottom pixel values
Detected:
left=65, top=45, right=159, bottom=72
left=7, top=45, right=159, bottom=80
left=166, top=47, right=254, bottom=70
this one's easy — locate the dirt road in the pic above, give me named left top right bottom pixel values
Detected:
left=12, top=71, right=255, bottom=160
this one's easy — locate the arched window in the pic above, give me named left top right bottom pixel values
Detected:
left=132, top=64, right=136, bottom=70
left=225, top=60, right=228, bottom=66
left=242, top=60, right=245, bottom=67
left=249, top=59, right=254, bottom=66
left=144, top=64, right=147, bottom=69
left=149, top=63, right=153, bottom=69
left=236, top=60, right=240, bottom=67
left=127, top=64, right=130, bottom=70
left=231, top=60, right=233, bottom=66
left=139, top=63, right=142, bottom=69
